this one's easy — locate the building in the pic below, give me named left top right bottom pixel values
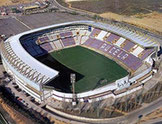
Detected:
left=0, top=21, right=160, bottom=103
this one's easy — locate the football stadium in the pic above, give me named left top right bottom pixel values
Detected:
left=0, top=20, right=160, bottom=103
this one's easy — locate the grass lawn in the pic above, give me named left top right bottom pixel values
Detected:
left=50, top=46, right=128, bottom=93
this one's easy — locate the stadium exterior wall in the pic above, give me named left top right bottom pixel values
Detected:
left=0, top=20, right=158, bottom=103
left=129, top=66, right=152, bottom=83
left=51, top=82, right=118, bottom=102
left=1, top=54, right=43, bottom=102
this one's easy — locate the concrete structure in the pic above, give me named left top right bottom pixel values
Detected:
left=0, top=20, right=159, bottom=103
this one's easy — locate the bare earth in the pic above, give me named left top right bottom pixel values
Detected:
left=63, top=0, right=162, bottom=34
left=0, top=97, right=34, bottom=124
left=0, top=0, right=34, bottom=6
left=100, top=12, right=162, bottom=34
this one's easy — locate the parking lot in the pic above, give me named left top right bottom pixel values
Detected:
left=0, top=12, right=91, bottom=37
left=0, top=17, right=28, bottom=37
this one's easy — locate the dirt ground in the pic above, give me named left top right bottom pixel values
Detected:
left=0, top=97, right=34, bottom=124
left=0, top=0, right=35, bottom=6
left=69, top=0, right=162, bottom=15
left=62, top=0, right=162, bottom=34
left=100, top=12, right=162, bottom=34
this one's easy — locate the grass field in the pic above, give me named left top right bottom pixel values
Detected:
left=50, top=46, right=128, bottom=93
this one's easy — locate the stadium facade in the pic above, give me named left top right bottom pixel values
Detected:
left=0, top=21, right=160, bottom=103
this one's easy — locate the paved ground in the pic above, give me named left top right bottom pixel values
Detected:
left=141, top=107, right=162, bottom=124
left=0, top=104, right=16, bottom=124
left=0, top=12, right=91, bottom=37
left=142, top=118, right=162, bottom=124
left=0, top=17, right=28, bottom=36
left=6, top=81, right=74, bottom=124
left=16, top=12, right=91, bottom=29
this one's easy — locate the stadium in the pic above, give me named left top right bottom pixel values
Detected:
left=0, top=20, right=160, bottom=103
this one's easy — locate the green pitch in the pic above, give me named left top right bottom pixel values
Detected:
left=50, top=46, right=128, bottom=93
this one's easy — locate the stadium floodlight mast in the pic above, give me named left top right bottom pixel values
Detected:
left=71, top=73, right=77, bottom=106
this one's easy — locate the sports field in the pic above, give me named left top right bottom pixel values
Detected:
left=50, top=46, right=128, bottom=93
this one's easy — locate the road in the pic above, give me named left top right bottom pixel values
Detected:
left=142, top=118, right=162, bottom=124
left=126, top=97, right=162, bottom=124
left=44, top=96, right=162, bottom=124
left=0, top=112, right=8, bottom=124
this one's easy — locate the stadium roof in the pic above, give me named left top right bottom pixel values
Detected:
left=90, top=21, right=159, bottom=48
left=15, top=20, right=159, bottom=48
left=8, top=35, right=59, bottom=84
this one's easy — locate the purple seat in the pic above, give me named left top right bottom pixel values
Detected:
left=60, top=32, right=72, bottom=38
left=39, top=36, right=49, bottom=43
left=61, top=37, right=75, bottom=47
left=40, top=43, right=53, bottom=52
left=99, top=42, right=112, bottom=53
left=84, top=38, right=143, bottom=71
left=84, top=38, right=103, bottom=49
left=122, top=40, right=135, bottom=52
left=90, top=28, right=101, bottom=37
left=106, top=34, right=120, bottom=44
left=123, top=54, right=143, bottom=71
left=141, top=49, right=154, bottom=60
left=83, top=38, right=94, bottom=46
